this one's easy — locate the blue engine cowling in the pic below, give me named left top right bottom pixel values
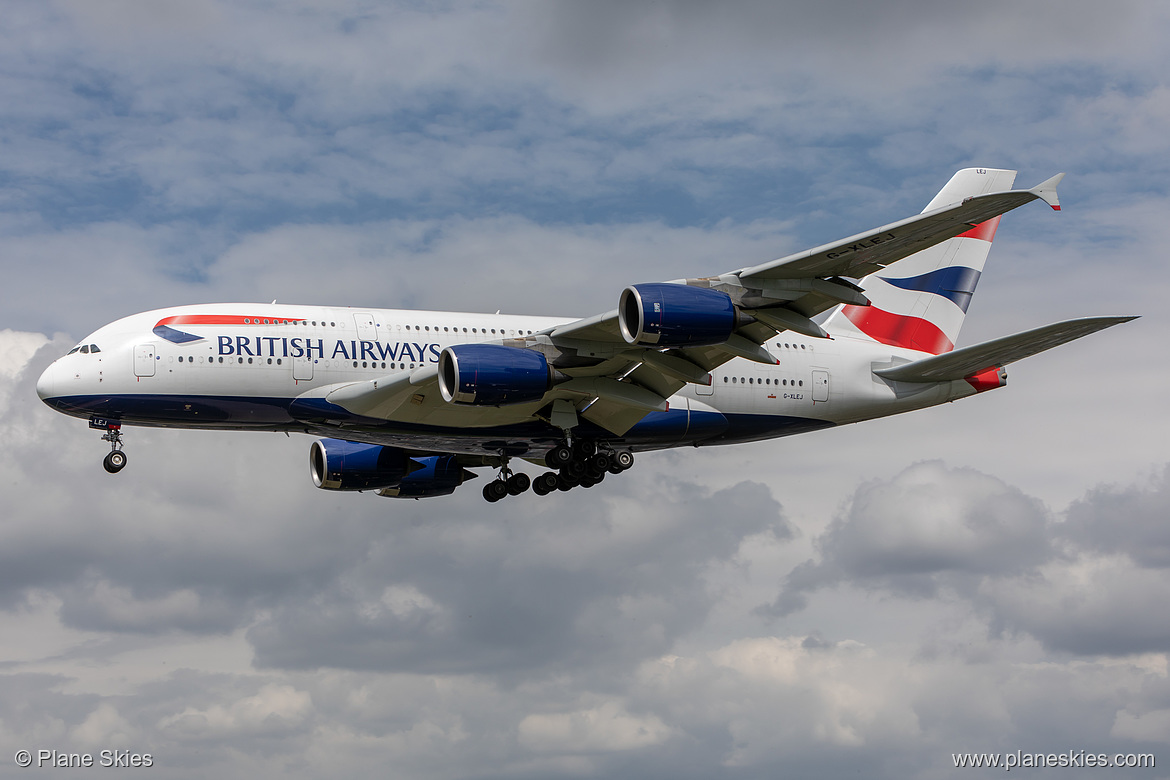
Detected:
left=379, top=455, right=471, bottom=499
left=309, top=438, right=414, bottom=491
left=438, top=344, right=554, bottom=406
left=618, top=283, right=736, bottom=347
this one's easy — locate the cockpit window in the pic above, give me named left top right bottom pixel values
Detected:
left=67, top=346, right=81, bottom=355
left=89, top=344, right=101, bottom=353
left=80, top=345, right=90, bottom=354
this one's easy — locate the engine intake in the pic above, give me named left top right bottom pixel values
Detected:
left=309, top=439, right=414, bottom=491
left=618, top=283, right=736, bottom=347
left=438, top=344, right=555, bottom=406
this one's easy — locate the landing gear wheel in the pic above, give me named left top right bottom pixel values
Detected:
left=573, top=439, right=596, bottom=459
left=506, top=472, right=531, bottom=496
left=533, top=472, right=560, bottom=495
left=103, top=450, right=127, bottom=474
left=614, top=450, right=634, bottom=470
left=588, top=453, right=612, bottom=473
left=483, top=480, right=509, bottom=502
left=546, top=445, right=573, bottom=469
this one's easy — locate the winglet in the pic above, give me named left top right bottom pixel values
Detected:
left=1030, top=172, right=1065, bottom=211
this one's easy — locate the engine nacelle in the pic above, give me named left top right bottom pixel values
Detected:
left=618, top=283, right=736, bottom=347
left=309, top=438, right=414, bottom=491
left=378, top=455, right=471, bottom=499
left=438, top=344, right=554, bottom=406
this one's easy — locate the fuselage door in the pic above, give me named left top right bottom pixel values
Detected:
left=293, top=355, right=314, bottom=381
left=812, top=369, right=830, bottom=402
left=134, top=344, right=156, bottom=377
left=354, top=313, right=378, bottom=342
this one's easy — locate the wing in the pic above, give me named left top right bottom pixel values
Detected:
left=526, top=171, right=1066, bottom=433
left=319, top=171, right=1068, bottom=438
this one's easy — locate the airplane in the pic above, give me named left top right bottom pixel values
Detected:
left=36, top=168, right=1136, bottom=502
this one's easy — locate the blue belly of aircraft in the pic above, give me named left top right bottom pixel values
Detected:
left=42, top=393, right=834, bottom=454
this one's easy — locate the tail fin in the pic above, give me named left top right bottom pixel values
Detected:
left=823, top=168, right=1019, bottom=354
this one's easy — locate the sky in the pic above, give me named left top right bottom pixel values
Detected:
left=1, top=1, right=1169, bottom=777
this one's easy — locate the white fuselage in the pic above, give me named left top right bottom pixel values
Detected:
left=37, top=303, right=986, bottom=456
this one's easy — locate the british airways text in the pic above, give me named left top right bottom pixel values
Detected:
left=217, top=336, right=442, bottom=363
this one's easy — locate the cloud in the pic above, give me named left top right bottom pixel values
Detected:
left=2, top=2, right=1168, bottom=777
left=763, top=461, right=1052, bottom=615
left=246, top=479, right=792, bottom=675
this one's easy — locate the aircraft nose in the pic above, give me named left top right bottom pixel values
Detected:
left=36, top=360, right=61, bottom=402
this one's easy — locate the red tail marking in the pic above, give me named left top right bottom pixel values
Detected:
left=841, top=305, right=954, bottom=354
left=957, top=215, right=1002, bottom=242
left=965, top=367, right=1005, bottom=393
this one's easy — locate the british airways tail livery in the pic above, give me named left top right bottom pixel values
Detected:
left=36, top=169, right=1136, bottom=501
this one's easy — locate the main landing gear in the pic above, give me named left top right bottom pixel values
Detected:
left=482, top=461, right=531, bottom=503
left=531, top=440, right=633, bottom=496
left=479, top=442, right=635, bottom=501
left=97, top=421, right=127, bottom=474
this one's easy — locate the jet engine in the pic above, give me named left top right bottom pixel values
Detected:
left=309, top=438, right=415, bottom=491
left=438, top=344, right=556, bottom=406
left=378, top=455, right=475, bottom=499
left=618, top=283, right=737, bottom=347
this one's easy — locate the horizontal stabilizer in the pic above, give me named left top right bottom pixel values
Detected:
left=874, top=316, right=1137, bottom=382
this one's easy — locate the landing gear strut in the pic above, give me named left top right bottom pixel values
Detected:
left=97, top=421, right=127, bottom=474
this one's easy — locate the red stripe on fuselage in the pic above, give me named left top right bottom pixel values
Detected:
left=956, top=215, right=1002, bottom=242
left=841, top=305, right=954, bottom=354
left=155, top=315, right=307, bottom=327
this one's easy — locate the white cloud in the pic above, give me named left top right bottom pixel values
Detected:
left=159, top=683, right=312, bottom=739
left=518, top=700, right=673, bottom=753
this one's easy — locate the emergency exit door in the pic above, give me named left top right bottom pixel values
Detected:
left=134, top=344, right=156, bottom=377
left=812, top=370, right=830, bottom=402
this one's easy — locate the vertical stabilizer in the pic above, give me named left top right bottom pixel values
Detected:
left=823, top=168, right=1018, bottom=354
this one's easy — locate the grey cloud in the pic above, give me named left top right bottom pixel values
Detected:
left=1058, top=466, right=1170, bottom=567
left=762, top=461, right=1052, bottom=615
left=248, top=479, right=792, bottom=675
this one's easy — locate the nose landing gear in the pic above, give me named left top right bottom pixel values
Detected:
left=91, top=418, right=127, bottom=474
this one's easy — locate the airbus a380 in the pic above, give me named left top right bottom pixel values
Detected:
left=36, top=169, right=1135, bottom=501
